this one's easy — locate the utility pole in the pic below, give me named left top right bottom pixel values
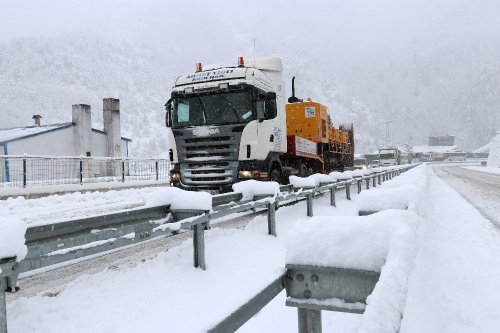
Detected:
left=383, top=120, right=393, bottom=147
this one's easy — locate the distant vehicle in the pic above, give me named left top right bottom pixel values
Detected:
left=379, top=148, right=401, bottom=166
left=370, top=160, right=380, bottom=168
left=354, top=157, right=367, bottom=170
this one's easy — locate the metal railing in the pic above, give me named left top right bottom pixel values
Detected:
left=0, top=155, right=171, bottom=188
left=1, top=164, right=418, bottom=333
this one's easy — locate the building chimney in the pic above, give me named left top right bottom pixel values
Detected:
left=72, top=104, right=92, bottom=156
left=32, top=115, right=42, bottom=126
left=103, top=98, right=122, bottom=158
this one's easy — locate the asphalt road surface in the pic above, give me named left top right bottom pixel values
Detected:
left=433, top=165, right=500, bottom=227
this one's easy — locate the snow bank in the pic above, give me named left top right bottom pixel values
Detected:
left=289, top=174, right=337, bottom=189
left=351, top=169, right=364, bottom=177
left=332, top=171, right=353, bottom=180
left=0, top=217, right=28, bottom=261
left=400, top=167, right=500, bottom=333
left=486, top=133, right=500, bottom=168
left=309, top=173, right=336, bottom=185
left=289, top=175, right=316, bottom=188
left=232, top=180, right=280, bottom=200
left=286, top=210, right=419, bottom=333
left=144, top=187, right=212, bottom=211
left=373, top=165, right=428, bottom=214
left=285, top=210, right=418, bottom=271
left=357, top=188, right=411, bottom=212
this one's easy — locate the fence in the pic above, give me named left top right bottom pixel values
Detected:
left=0, top=155, right=171, bottom=188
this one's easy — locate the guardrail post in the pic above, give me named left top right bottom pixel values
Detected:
left=79, top=156, right=83, bottom=185
left=365, top=177, right=370, bottom=190
left=267, top=202, right=276, bottom=236
left=330, top=185, right=336, bottom=207
left=372, top=176, right=376, bottom=187
left=22, top=155, right=27, bottom=188
left=0, top=279, right=6, bottom=333
left=1, top=257, right=19, bottom=333
left=155, top=160, right=159, bottom=181
left=306, top=192, right=314, bottom=217
left=378, top=174, right=381, bottom=185
left=298, top=308, right=322, bottom=333
left=121, top=159, right=125, bottom=183
left=193, top=221, right=207, bottom=270
left=345, top=182, right=351, bottom=200
left=357, top=179, right=362, bottom=194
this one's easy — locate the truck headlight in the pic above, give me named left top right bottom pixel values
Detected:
left=170, top=172, right=181, bottom=181
left=239, top=170, right=253, bottom=178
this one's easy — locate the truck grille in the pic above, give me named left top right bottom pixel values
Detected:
left=174, top=126, right=242, bottom=188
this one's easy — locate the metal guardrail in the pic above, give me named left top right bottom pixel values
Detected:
left=1, top=164, right=418, bottom=332
left=18, top=166, right=416, bottom=274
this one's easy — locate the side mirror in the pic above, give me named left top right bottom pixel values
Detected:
left=265, top=92, right=277, bottom=119
left=165, top=99, right=173, bottom=127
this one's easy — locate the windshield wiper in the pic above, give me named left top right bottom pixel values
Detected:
left=220, top=93, right=244, bottom=122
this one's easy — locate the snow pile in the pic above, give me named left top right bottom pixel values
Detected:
left=356, top=187, right=412, bottom=212
left=351, top=170, right=364, bottom=177
left=286, top=210, right=419, bottom=333
left=0, top=217, right=28, bottom=261
left=309, top=173, right=336, bottom=185
left=486, top=133, right=500, bottom=168
left=144, top=187, right=212, bottom=211
left=362, top=169, right=374, bottom=176
left=372, top=165, right=428, bottom=214
left=232, top=180, right=280, bottom=200
left=285, top=210, right=418, bottom=271
left=289, top=175, right=316, bottom=189
left=331, top=171, right=353, bottom=180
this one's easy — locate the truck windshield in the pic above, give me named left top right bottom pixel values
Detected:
left=172, top=91, right=254, bottom=128
left=379, top=153, right=395, bottom=159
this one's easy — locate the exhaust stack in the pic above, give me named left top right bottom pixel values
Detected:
left=288, top=77, right=303, bottom=103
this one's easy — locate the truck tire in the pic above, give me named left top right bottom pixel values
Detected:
left=299, top=163, right=308, bottom=177
left=269, top=168, right=282, bottom=184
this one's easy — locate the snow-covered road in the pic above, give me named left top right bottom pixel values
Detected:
left=433, top=165, right=500, bottom=226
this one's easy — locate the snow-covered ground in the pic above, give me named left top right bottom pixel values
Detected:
left=465, top=166, right=500, bottom=176
left=3, top=164, right=500, bottom=332
left=434, top=165, right=500, bottom=226
left=0, top=187, right=156, bottom=226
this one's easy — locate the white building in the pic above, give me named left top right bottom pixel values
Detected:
left=0, top=99, right=131, bottom=183
left=0, top=98, right=131, bottom=158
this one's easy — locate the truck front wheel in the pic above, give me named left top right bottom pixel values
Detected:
left=269, top=168, right=282, bottom=184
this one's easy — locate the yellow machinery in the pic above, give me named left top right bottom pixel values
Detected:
left=285, top=99, right=351, bottom=148
left=284, top=77, right=354, bottom=173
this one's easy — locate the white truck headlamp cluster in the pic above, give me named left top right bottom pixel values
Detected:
left=170, top=172, right=181, bottom=180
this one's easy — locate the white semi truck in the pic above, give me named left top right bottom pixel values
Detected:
left=378, top=148, right=401, bottom=166
left=165, top=57, right=353, bottom=191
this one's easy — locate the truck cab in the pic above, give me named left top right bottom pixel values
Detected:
left=166, top=57, right=287, bottom=191
left=378, top=148, right=401, bottom=166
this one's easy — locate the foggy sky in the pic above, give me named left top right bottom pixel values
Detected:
left=1, top=0, right=499, bottom=148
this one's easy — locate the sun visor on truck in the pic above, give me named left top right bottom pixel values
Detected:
left=175, top=68, right=247, bottom=86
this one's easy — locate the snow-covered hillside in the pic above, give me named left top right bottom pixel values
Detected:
left=1, top=0, right=499, bottom=156
left=0, top=34, right=382, bottom=156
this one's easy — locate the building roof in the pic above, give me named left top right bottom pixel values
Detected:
left=0, top=123, right=131, bottom=145
left=0, top=123, right=73, bottom=144
left=412, top=145, right=461, bottom=153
